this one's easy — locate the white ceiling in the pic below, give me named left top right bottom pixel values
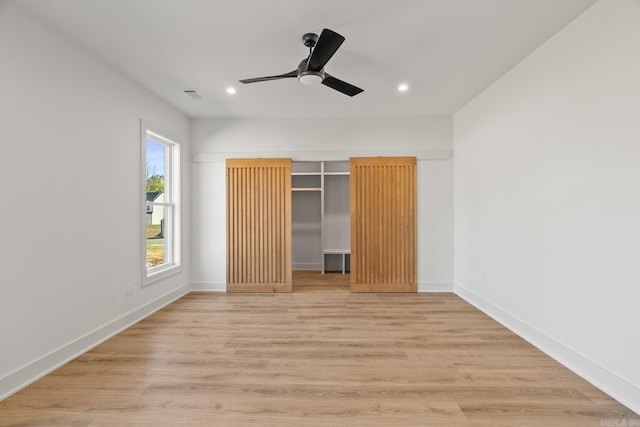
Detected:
left=21, top=0, right=597, bottom=118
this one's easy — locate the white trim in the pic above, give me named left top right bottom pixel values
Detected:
left=140, top=120, right=183, bottom=149
left=417, top=281, right=454, bottom=292
left=292, top=263, right=323, bottom=270
left=141, top=120, right=182, bottom=287
left=191, top=281, right=226, bottom=292
left=193, top=149, right=452, bottom=163
left=145, top=265, right=183, bottom=285
left=0, top=284, right=191, bottom=401
left=454, top=283, right=640, bottom=415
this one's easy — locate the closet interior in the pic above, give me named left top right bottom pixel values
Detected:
left=291, top=161, right=350, bottom=275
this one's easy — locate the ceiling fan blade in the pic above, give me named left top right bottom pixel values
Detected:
left=307, top=29, right=345, bottom=71
left=322, top=74, right=364, bottom=97
left=239, top=70, right=297, bottom=84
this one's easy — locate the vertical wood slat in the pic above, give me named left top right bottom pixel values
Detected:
left=226, top=158, right=292, bottom=292
left=276, top=167, right=281, bottom=281
left=350, top=157, right=417, bottom=293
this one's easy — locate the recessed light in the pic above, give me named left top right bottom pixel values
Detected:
left=226, top=87, right=237, bottom=95
left=398, top=83, right=409, bottom=92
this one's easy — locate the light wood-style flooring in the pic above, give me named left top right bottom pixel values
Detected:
left=0, top=272, right=636, bottom=426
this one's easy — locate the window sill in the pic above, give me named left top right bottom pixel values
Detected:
left=144, top=264, right=182, bottom=287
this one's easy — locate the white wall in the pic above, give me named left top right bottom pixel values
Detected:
left=0, top=3, right=191, bottom=398
left=454, top=0, right=640, bottom=412
left=191, top=116, right=453, bottom=291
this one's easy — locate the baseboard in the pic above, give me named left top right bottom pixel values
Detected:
left=454, top=283, right=640, bottom=415
left=292, top=263, right=322, bottom=270
left=191, top=281, right=226, bottom=292
left=0, top=284, right=191, bottom=401
left=418, top=281, right=453, bottom=292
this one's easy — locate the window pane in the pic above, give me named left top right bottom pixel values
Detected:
left=146, top=205, right=166, bottom=269
left=146, top=139, right=165, bottom=194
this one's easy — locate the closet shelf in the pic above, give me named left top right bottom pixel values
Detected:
left=292, top=187, right=321, bottom=192
left=292, top=172, right=322, bottom=176
left=323, top=172, right=350, bottom=176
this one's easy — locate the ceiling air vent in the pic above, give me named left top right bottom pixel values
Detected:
left=184, top=89, right=204, bottom=100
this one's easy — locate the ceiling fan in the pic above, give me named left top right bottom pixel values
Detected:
left=239, top=29, right=364, bottom=97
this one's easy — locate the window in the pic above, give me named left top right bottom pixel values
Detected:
left=142, top=124, right=180, bottom=283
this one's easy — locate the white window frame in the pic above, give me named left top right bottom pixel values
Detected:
left=141, top=121, right=181, bottom=285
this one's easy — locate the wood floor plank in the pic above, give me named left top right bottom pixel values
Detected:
left=0, top=271, right=636, bottom=426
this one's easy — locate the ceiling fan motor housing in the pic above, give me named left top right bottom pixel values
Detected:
left=302, top=32, right=319, bottom=48
left=297, top=58, right=324, bottom=85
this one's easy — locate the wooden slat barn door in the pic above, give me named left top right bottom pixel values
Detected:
left=350, top=157, right=417, bottom=292
left=226, top=158, right=292, bottom=292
